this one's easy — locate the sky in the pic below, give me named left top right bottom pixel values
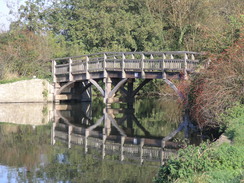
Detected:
left=0, top=0, right=24, bottom=31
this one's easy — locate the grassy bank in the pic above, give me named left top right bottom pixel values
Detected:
left=0, top=77, right=32, bottom=84
left=154, top=104, right=244, bottom=183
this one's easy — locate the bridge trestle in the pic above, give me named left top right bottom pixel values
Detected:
left=52, top=51, right=200, bottom=104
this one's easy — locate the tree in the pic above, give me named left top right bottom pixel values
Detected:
left=0, top=30, right=52, bottom=79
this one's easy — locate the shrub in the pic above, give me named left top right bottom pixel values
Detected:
left=154, top=104, right=244, bottom=183
left=0, top=30, right=52, bottom=80
left=188, top=36, right=244, bottom=128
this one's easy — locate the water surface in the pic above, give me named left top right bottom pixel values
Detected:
left=0, top=98, right=184, bottom=182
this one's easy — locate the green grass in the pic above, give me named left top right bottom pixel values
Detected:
left=0, top=76, right=53, bottom=84
left=154, top=104, right=244, bottom=183
left=0, top=77, right=32, bottom=84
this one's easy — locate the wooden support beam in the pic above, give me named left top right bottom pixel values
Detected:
left=119, top=87, right=128, bottom=96
left=55, top=94, right=88, bottom=101
left=107, top=113, right=126, bottom=136
left=56, top=81, right=76, bottom=95
left=87, top=115, right=104, bottom=131
left=89, top=79, right=105, bottom=97
left=163, top=78, right=184, bottom=100
left=108, top=78, right=128, bottom=98
left=131, top=114, right=151, bottom=136
left=132, top=79, right=152, bottom=97
left=79, top=82, right=92, bottom=95
left=112, top=78, right=128, bottom=96
left=104, top=77, right=112, bottom=104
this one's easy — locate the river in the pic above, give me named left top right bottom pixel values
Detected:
left=0, top=97, right=189, bottom=182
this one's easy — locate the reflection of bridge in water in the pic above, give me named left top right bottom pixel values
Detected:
left=52, top=103, right=184, bottom=166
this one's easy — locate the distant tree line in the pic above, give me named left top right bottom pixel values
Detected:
left=13, top=0, right=243, bottom=54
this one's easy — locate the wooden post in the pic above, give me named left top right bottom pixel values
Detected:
left=104, top=77, right=112, bottom=105
left=52, top=60, right=60, bottom=103
left=184, top=53, right=188, bottom=80
left=120, top=136, right=125, bottom=161
left=162, top=54, right=166, bottom=79
left=102, top=133, right=107, bottom=159
left=127, top=79, right=134, bottom=109
left=104, top=107, right=111, bottom=135
left=150, top=54, right=154, bottom=69
left=141, top=54, right=145, bottom=78
left=51, top=122, right=56, bottom=145
left=140, top=138, right=144, bottom=165
left=69, top=58, right=73, bottom=81
left=52, top=60, right=57, bottom=83
left=160, top=140, right=166, bottom=166
left=122, top=53, right=126, bottom=78
left=85, top=56, right=90, bottom=79
left=103, top=53, right=108, bottom=78
left=190, top=54, right=195, bottom=70
left=68, top=125, right=73, bottom=149
left=85, top=129, right=89, bottom=154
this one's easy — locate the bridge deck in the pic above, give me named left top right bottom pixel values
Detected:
left=53, top=51, right=200, bottom=82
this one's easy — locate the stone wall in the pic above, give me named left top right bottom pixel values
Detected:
left=0, top=79, right=54, bottom=103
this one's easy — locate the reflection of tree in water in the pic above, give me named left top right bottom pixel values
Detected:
left=34, top=144, right=157, bottom=183
left=91, top=96, right=104, bottom=121
left=0, top=124, right=51, bottom=180
left=133, top=97, right=183, bottom=137
left=58, top=97, right=184, bottom=138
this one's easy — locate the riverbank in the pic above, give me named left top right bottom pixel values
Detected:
left=154, top=104, right=244, bottom=183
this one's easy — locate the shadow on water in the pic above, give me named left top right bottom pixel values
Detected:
left=0, top=97, right=200, bottom=182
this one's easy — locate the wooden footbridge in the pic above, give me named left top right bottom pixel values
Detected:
left=52, top=51, right=200, bottom=104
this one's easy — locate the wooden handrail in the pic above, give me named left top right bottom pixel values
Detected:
left=52, top=51, right=201, bottom=61
left=53, top=51, right=201, bottom=82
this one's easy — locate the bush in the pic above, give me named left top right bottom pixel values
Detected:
left=154, top=104, right=244, bottom=183
left=188, top=36, right=244, bottom=128
left=0, top=30, right=52, bottom=80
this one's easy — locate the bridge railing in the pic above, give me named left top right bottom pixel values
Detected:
left=52, top=51, right=200, bottom=81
